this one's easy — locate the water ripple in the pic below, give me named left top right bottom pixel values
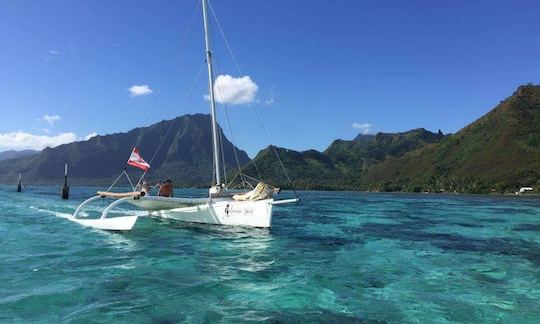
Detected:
left=1, top=186, right=540, bottom=322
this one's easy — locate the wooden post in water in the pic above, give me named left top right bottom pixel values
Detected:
left=61, top=163, right=69, bottom=199
left=16, top=173, right=22, bottom=192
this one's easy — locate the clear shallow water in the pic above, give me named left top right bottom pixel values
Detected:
left=1, top=186, right=540, bottom=323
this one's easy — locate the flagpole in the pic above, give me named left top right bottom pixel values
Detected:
left=126, top=147, right=151, bottom=191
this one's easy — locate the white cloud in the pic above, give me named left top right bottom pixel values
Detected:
left=41, top=114, right=61, bottom=126
left=40, top=128, right=50, bottom=134
left=352, top=122, right=372, bottom=135
left=264, top=98, right=275, bottom=106
left=211, top=75, right=258, bottom=105
left=84, top=132, right=97, bottom=140
left=44, top=49, right=60, bottom=62
left=128, top=85, right=153, bottom=97
left=0, top=131, right=77, bottom=151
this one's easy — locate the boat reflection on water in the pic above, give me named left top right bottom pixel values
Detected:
left=150, top=216, right=275, bottom=272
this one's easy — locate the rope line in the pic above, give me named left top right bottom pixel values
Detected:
left=125, top=170, right=135, bottom=191
left=178, top=0, right=201, bottom=56
left=106, top=0, right=202, bottom=192
left=208, top=0, right=297, bottom=197
left=208, top=2, right=261, bottom=187
left=107, top=169, right=126, bottom=192
left=254, top=109, right=298, bottom=197
left=211, top=48, right=248, bottom=190
left=218, top=121, right=228, bottom=185
left=148, top=62, right=206, bottom=166
left=222, top=104, right=249, bottom=189
left=208, top=0, right=242, bottom=76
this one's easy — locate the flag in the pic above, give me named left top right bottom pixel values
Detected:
left=127, top=147, right=150, bottom=171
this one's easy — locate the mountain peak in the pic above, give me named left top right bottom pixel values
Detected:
left=353, top=134, right=375, bottom=143
left=513, top=83, right=540, bottom=97
left=0, top=113, right=249, bottom=186
left=359, top=84, right=540, bottom=193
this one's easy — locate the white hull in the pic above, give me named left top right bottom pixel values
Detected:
left=150, top=198, right=274, bottom=228
left=70, top=215, right=138, bottom=231
left=70, top=195, right=298, bottom=230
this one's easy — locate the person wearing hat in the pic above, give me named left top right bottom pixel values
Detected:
left=157, top=179, right=174, bottom=197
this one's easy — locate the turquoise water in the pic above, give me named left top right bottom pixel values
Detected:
left=1, top=186, right=540, bottom=323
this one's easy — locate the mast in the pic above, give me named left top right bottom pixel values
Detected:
left=202, top=0, right=222, bottom=186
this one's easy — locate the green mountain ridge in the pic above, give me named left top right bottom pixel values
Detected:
left=325, top=128, right=446, bottom=175
left=244, top=146, right=343, bottom=190
left=241, top=127, right=446, bottom=190
left=245, top=84, right=540, bottom=193
left=0, top=114, right=250, bottom=187
left=358, top=84, right=540, bottom=193
left=2, top=85, right=539, bottom=194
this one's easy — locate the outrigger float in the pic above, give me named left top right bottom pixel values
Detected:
left=69, top=0, right=299, bottom=231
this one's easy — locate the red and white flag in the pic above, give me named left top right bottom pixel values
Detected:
left=127, top=147, right=150, bottom=171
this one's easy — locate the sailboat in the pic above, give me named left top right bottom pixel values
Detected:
left=70, top=0, right=299, bottom=231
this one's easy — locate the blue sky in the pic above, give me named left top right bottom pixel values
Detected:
left=1, top=0, right=539, bottom=157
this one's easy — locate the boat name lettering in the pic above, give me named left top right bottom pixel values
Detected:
left=228, top=207, right=254, bottom=215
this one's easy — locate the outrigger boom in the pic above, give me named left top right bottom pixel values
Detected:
left=71, top=196, right=139, bottom=231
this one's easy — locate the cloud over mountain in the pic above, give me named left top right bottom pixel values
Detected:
left=84, top=132, right=97, bottom=140
left=352, top=122, right=372, bottom=134
left=0, top=131, right=77, bottom=151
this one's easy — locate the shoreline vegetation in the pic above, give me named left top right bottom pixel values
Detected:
left=4, top=184, right=540, bottom=197
left=1, top=84, right=539, bottom=195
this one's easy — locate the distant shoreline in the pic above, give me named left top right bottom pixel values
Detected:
left=2, top=184, right=538, bottom=198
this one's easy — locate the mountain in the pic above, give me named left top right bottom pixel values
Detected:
left=325, top=128, right=446, bottom=177
left=0, top=150, right=38, bottom=161
left=242, top=128, right=445, bottom=190
left=358, top=84, right=540, bottom=193
left=242, top=146, right=344, bottom=190
left=3, top=85, right=538, bottom=194
left=0, top=114, right=250, bottom=186
left=245, top=84, right=540, bottom=193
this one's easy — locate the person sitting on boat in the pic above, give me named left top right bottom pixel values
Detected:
left=157, top=179, right=174, bottom=197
